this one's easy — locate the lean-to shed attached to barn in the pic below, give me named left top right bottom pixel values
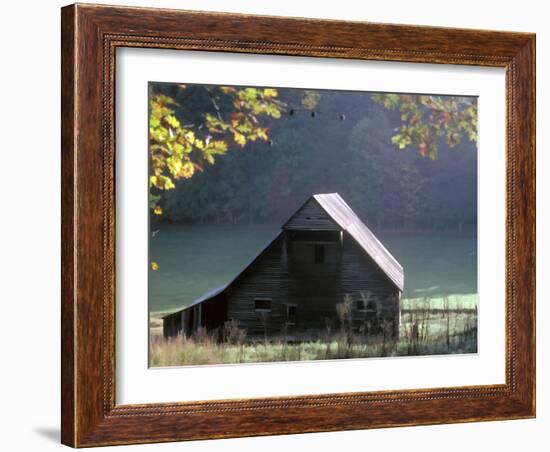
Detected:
left=163, top=193, right=404, bottom=340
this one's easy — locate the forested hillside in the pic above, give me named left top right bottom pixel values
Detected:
left=150, top=83, right=477, bottom=233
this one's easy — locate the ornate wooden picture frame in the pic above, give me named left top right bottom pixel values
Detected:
left=61, top=3, right=535, bottom=447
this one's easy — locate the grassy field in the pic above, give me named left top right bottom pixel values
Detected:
left=401, top=294, right=477, bottom=311
left=149, top=295, right=477, bottom=367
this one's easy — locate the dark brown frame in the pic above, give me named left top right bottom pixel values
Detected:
left=61, top=3, right=536, bottom=447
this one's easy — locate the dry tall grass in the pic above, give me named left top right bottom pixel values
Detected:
left=150, top=297, right=477, bottom=367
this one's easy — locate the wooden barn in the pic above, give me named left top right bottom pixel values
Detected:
left=162, top=193, right=404, bottom=340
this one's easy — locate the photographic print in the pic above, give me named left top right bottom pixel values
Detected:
left=148, top=83, right=478, bottom=367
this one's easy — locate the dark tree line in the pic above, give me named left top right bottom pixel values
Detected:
left=153, top=86, right=477, bottom=233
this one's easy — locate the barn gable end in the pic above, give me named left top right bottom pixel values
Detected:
left=282, top=197, right=341, bottom=231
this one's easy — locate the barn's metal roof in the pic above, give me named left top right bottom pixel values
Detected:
left=164, top=193, right=403, bottom=318
left=313, top=193, right=404, bottom=291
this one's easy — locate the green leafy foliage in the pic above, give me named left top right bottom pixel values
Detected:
left=372, top=94, right=477, bottom=159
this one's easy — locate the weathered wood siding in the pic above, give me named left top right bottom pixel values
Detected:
left=283, top=198, right=340, bottom=231
left=226, top=230, right=400, bottom=338
left=226, top=234, right=290, bottom=336
left=340, top=235, right=400, bottom=336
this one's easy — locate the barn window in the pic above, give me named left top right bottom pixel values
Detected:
left=254, top=298, right=272, bottom=312
left=365, top=300, right=378, bottom=320
left=314, top=244, right=325, bottom=263
left=356, top=299, right=379, bottom=318
left=286, top=305, right=297, bottom=325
